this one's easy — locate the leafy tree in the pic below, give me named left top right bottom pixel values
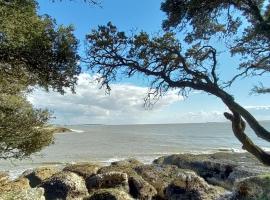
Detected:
left=85, top=0, right=270, bottom=165
left=0, top=0, right=81, bottom=159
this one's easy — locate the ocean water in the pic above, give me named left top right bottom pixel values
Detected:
left=1, top=122, right=270, bottom=178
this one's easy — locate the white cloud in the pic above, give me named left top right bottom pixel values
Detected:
left=28, top=73, right=182, bottom=124
left=28, top=73, right=270, bottom=124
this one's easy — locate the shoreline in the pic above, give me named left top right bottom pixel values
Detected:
left=1, top=151, right=270, bottom=199
left=0, top=149, right=249, bottom=179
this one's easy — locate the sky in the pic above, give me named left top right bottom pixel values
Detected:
left=30, top=0, right=270, bottom=125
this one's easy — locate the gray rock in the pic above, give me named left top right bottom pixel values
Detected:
left=154, top=152, right=270, bottom=189
left=132, top=164, right=227, bottom=200
left=40, top=171, right=88, bottom=200
left=165, top=171, right=226, bottom=200
left=86, top=171, right=129, bottom=192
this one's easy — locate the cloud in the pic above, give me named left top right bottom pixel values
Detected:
left=28, top=73, right=182, bottom=124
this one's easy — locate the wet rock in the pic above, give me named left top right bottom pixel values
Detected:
left=22, top=166, right=59, bottom=187
left=84, top=188, right=134, bottom=200
left=128, top=175, right=157, bottom=200
left=40, top=171, right=88, bottom=200
left=63, top=163, right=100, bottom=179
left=154, top=152, right=270, bottom=189
left=0, top=187, right=45, bottom=200
left=231, top=174, right=270, bottom=200
left=86, top=171, right=129, bottom=192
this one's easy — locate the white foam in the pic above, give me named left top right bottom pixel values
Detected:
left=70, top=129, right=84, bottom=133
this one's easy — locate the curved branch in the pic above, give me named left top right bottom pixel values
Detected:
left=224, top=112, right=270, bottom=165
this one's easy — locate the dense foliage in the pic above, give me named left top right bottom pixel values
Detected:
left=0, top=0, right=80, bottom=159
left=85, top=1, right=270, bottom=165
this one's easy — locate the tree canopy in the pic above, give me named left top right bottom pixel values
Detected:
left=0, top=0, right=81, bottom=159
left=85, top=0, right=270, bottom=165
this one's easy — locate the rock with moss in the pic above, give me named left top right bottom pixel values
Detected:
left=231, top=174, right=270, bottom=200
left=40, top=171, right=88, bottom=200
left=154, top=152, right=270, bottom=189
left=63, top=163, right=100, bottom=179
left=22, top=166, right=60, bottom=187
left=86, top=171, right=129, bottom=192
left=0, top=176, right=30, bottom=193
left=0, top=187, right=45, bottom=200
left=84, top=188, right=134, bottom=200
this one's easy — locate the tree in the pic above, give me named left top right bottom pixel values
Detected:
left=85, top=0, right=270, bottom=165
left=0, top=0, right=81, bottom=159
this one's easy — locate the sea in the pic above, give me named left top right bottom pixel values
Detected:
left=1, top=121, right=270, bottom=179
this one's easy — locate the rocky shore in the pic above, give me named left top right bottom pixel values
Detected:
left=0, top=152, right=270, bottom=200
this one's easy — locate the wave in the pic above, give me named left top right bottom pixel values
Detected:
left=70, top=129, right=84, bottom=133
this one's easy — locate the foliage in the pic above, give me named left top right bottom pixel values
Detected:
left=0, top=0, right=81, bottom=94
left=85, top=1, right=270, bottom=165
left=161, top=0, right=270, bottom=91
left=0, top=0, right=81, bottom=159
left=0, top=75, right=53, bottom=159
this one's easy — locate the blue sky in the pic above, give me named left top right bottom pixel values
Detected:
left=31, top=0, right=270, bottom=124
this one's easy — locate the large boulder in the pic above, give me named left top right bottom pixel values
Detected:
left=134, top=164, right=227, bottom=199
left=84, top=188, right=134, bottom=200
left=22, top=166, right=59, bottom=187
left=98, top=159, right=156, bottom=199
left=154, top=152, right=270, bottom=189
left=40, top=171, right=88, bottom=200
left=86, top=171, right=129, bottom=192
left=231, top=174, right=270, bottom=200
left=63, top=163, right=100, bottom=179
left=165, top=171, right=226, bottom=200
left=0, top=187, right=45, bottom=200
left=134, top=164, right=193, bottom=199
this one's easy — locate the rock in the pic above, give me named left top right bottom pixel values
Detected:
left=0, top=171, right=9, bottom=187
left=0, top=176, right=30, bottom=193
left=22, top=166, right=59, bottom=187
left=154, top=152, right=270, bottom=189
left=0, top=187, right=45, bottom=200
left=165, top=171, right=226, bottom=200
left=86, top=171, right=129, bottom=192
left=231, top=174, right=270, bottom=200
left=128, top=175, right=157, bottom=200
left=98, top=159, right=142, bottom=178
left=134, top=164, right=193, bottom=199
left=98, top=159, right=156, bottom=199
left=63, top=163, right=100, bottom=179
left=111, top=158, right=143, bottom=168
left=134, top=164, right=226, bottom=199
left=40, top=171, right=88, bottom=200
left=84, top=188, right=134, bottom=200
